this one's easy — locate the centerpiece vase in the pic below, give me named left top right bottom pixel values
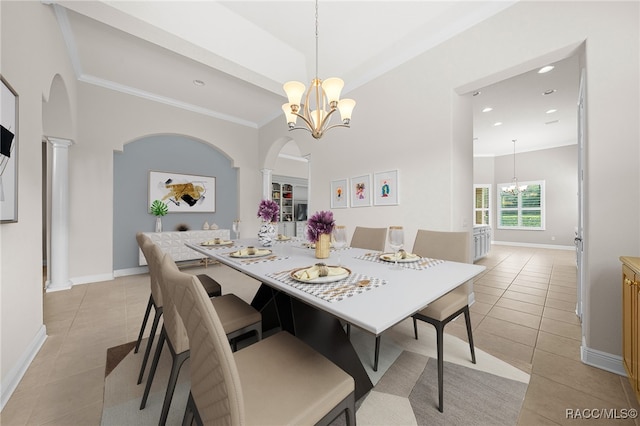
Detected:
left=258, top=222, right=277, bottom=247
left=315, top=233, right=330, bottom=259
left=155, top=217, right=162, bottom=233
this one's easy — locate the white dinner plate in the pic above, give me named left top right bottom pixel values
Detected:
left=229, top=249, right=272, bottom=258
left=290, top=266, right=351, bottom=284
left=379, top=253, right=422, bottom=263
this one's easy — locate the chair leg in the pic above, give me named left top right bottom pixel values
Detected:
left=135, top=295, right=153, bottom=353
left=159, top=350, right=190, bottom=426
left=435, top=322, right=444, bottom=413
left=374, top=335, right=381, bottom=372
left=182, top=392, right=195, bottom=426
left=140, top=327, right=166, bottom=409
left=413, top=316, right=418, bottom=339
left=137, top=306, right=162, bottom=385
left=346, top=323, right=351, bottom=338
left=463, top=306, right=476, bottom=364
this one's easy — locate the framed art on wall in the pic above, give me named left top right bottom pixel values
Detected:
left=149, top=171, right=216, bottom=213
left=374, top=170, right=399, bottom=206
left=330, top=178, right=348, bottom=208
left=1, top=76, right=18, bottom=223
left=350, top=174, right=372, bottom=207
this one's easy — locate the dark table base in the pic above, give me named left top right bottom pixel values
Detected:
left=251, top=284, right=373, bottom=401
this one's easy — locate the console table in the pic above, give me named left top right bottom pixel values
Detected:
left=139, top=230, right=230, bottom=266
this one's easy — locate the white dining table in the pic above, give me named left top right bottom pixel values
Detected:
left=187, top=238, right=485, bottom=336
left=186, top=237, right=485, bottom=400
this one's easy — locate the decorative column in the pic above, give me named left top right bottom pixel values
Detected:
left=261, top=168, right=273, bottom=200
left=46, top=137, right=73, bottom=292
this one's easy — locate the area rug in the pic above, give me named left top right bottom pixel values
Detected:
left=102, top=321, right=529, bottom=425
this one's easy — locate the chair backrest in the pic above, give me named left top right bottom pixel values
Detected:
left=136, top=232, right=163, bottom=307
left=412, top=229, right=471, bottom=264
left=350, top=226, right=387, bottom=251
left=150, top=246, right=189, bottom=354
left=412, top=229, right=473, bottom=296
left=161, top=255, right=245, bottom=424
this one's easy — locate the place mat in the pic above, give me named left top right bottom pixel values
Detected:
left=355, top=252, right=445, bottom=270
left=197, top=243, right=237, bottom=250
left=226, top=254, right=290, bottom=265
left=267, top=270, right=387, bottom=303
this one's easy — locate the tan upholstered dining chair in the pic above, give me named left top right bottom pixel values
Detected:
left=350, top=226, right=387, bottom=252
left=139, top=242, right=262, bottom=426
left=163, top=255, right=356, bottom=426
left=411, top=229, right=476, bottom=413
left=135, top=233, right=223, bottom=386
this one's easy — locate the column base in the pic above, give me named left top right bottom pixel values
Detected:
left=45, top=280, right=73, bottom=292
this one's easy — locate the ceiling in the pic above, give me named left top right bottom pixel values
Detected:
left=50, top=1, right=579, bottom=157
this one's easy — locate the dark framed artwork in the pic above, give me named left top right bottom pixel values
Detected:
left=149, top=171, right=216, bottom=213
left=1, top=76, right=18, bottom=223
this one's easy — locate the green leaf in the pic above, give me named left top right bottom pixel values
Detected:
left=150, top=199, right=168, bottom=216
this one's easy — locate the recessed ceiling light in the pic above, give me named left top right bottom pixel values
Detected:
left=543, top=89, right=557, bottom=95
left=538, top=65, right=555, bottom=74
left=482, top=107, right=493, bottom=113
left=493, top=122, right=503, bottom=126
left=472, top=91, right=481, bottom=96
left=546, top=109, right=558, bottom=114
left=193, top=79, right=205, bottom=86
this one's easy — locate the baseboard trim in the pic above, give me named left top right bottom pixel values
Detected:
left=71, top=272, right=114, bottom=285
left=492, top=241, right=575, bottom=251
left=0, top=325, right=47, bottom=411
left=113, top=266, right=148, bottom=277
left=581, top=343, right=626, bottom=377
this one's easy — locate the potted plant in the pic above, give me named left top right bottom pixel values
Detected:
left=257, top=199, right=279, bottom=246
left=150, top=199, right=168, bottom=232
left=306, top=210, right=335, bottom=259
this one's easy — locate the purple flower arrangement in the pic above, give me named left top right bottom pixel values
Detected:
left=257, top=199, right=279, bottom=222
left=306, top=210, right=335, bottom=242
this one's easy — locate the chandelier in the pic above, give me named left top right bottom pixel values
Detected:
left=281, top=0, right=355, bottom=139
left=503, top=139, right=528, bottom=195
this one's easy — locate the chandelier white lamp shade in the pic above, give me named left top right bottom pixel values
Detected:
left=503, top=139, right=528, bottom=195
left=281, top=1, right=356, bottom=139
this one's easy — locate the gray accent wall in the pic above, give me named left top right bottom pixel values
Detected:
left=113, top=135, right=238, bottom=270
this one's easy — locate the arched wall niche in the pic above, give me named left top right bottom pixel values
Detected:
left=112, top=133, right=238, bottom=270
left=42, top=74, right=73, bottom=140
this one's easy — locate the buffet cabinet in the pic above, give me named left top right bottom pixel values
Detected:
left=139, top=230, right=229, bottom=266
left=621, top=256, right=640, bottom=404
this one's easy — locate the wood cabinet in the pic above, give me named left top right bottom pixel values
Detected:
left=621, top=256, right=640, bottom=403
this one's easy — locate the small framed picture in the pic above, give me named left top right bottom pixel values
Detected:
left=374, top=170, right=399, bottom=206
left=350, top=174, right=372, bottom=207
left=330, top=178, right=348, bottom=208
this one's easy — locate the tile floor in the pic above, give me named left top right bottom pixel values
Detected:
left=1, top=245, right=639, bottom=425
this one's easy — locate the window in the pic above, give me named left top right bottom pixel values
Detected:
left=474, top=185, right=491, bottom=225
left=497, top=180, right=545, bottom=230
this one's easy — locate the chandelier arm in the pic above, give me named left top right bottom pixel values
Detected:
left=317, top=107, right=339, bottom=130
left=291, top=111, right=315, bottom=130
left=322, top=123, right=350, bottom=132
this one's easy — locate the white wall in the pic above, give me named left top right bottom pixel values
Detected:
left=0, top=1, right=77, bottom=407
